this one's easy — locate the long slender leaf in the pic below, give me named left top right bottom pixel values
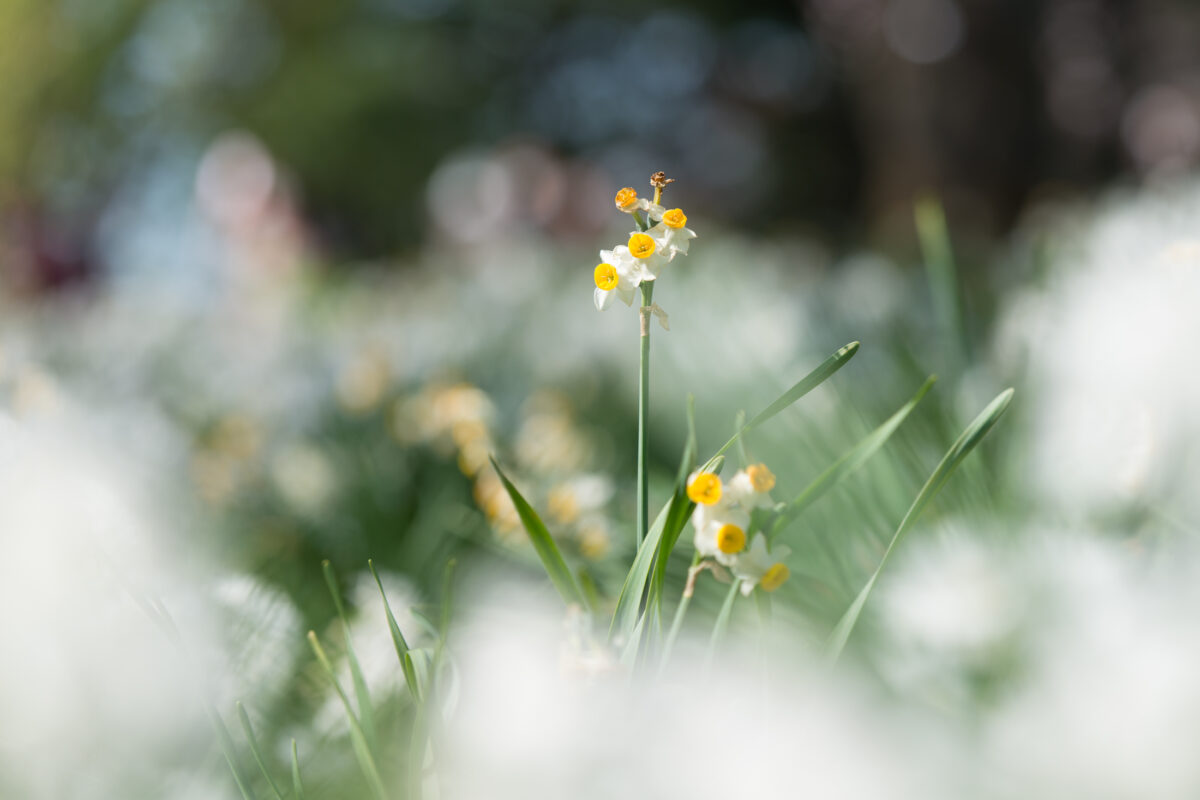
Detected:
left=770, top=375, right=937, bottom=543
left=322, top=561, right=377, bottom=754
left=307, top=631, right=390, bottom=800
left=208, top=706, right=257, bottom=800
left=705, top=581, right=741, bottom=666
left=290, top=740, right=305, bottom=800
left=368, top=559, right=422, bottom=703
left=489, top=456, right=585, bottom=607
left=609, top=498, right=675, bottom=641
left=703, top=341, right=859, bottom=470
left=236, top=702, right=285, bottom=800
left=609, top=452, right=721, bottom=646
left=826, top=387, right=1014, bottom=663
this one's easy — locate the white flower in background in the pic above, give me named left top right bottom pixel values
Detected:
left=725, top=463, right=777, bottom=509
left=693, top=504, right=751, bottom=566
left=732, top=533, right=791, bottom=596
left=688, top=465, right=779, bottom=567
left=547, top=473, right=615, bottom=526
left=593, top=246, right=642, bottom=311
left=647, top=208, right=697, bottom=260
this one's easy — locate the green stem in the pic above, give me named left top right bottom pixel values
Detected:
left=705, top=580, right=741, bottom=668
left=659, top=552, right=701, bottom=674
left=637, top=280, right=654, bottom=548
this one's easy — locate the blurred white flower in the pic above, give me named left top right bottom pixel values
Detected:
left=731, top=532, right=791, bottom=595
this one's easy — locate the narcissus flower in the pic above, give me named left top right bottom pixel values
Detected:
left=614, top=187, right=650, bottom=214
left=647, top=208, right=697, bottom=260
left=726, top=463, right=777, bottom=509
left=732, top=533, right=791, bottom=596
left=591, top=173, right=694, bottom=314
left=593, top=246, right=645, bottom=311
left=693, top=504, right=751, bottom=566
left=687, top=471, right=722, bottom=506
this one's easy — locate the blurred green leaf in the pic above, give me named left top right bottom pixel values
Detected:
left=323, top=560, right=377, bottom=754
left=368, top=559, right=422, bottom=703
left=770, top=375, right=937, bottom=543
left=307, top=631, right=390, bottom=800
left=290, top=739, right=305, bottom=800
left=826, top=387, right=1014, bottom=663
left=489, top=456, right=585, bottom=607
left=236, top=701, right=285, bottom=800
left=704, top=341, right=860, bottom=470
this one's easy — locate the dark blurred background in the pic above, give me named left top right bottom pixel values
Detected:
left=5, top=0, right=1200, bottom=294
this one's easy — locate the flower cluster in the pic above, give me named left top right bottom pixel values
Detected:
left=687, top=464, right=791, bottom=596
left=592, top=178, right=697, bottom=318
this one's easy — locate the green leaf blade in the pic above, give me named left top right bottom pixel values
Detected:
left=705, top=341, right=859, bottom=470
left=825, top=387, right=1014, bottom=664
left=322, top=561, right=377, bottom=755
left=489, top=456, right=585, bottom=607
left=771, top=375, right=937, bottom=543
left=368, top=559, right=422, bottom=703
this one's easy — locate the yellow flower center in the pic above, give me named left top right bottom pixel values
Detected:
left=686, top=472, right=722, bottom=506
left=761, top=563, right=790, bottom=593
left=662, top=208, right=687, bottom=229
left=614, top=187, right=638, bottom=211
left=747, top=463, right=776, bottom=493
left=716, top=523, right=746, bottom=554
left=628, top=233, right=656, bottom=259
left=594, top=263, right=618, bottom=291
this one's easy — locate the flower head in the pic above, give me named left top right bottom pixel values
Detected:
left=687, top=471, right=722, bottom=506
left=725, top=464, right=776, bottom=509
left=615, top=187, right=649, bottom=213
left=693, top=505, right=751, bottom=566
left=593, top=246, right=646, bottom=311
left=732, top=533, right=791, bottom=596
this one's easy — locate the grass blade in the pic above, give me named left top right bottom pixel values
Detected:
left=704, top=341, right=859, bottom=469
left=705, top=581, right=741, bottom=666
left=770, top=375, right=937, bottom=543
left=610, top=498, right=675, bottom=642
left=307, top=631, right=390, bottom=800
left=826, top=387, right=1014, bottom=663
left=236, top=701, right=285, bottom=800
left=916, top=196, right=968, bottom=370
left=322, top=560, right=377, bottom=755
left=489, top=455, right=585, bottom=607
left=368, top=559, right=422, bottom=703
left=290, top=739, right=305, bottom=800
left=209, top=706, right=257, bottom=800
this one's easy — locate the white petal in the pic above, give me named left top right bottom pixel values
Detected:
left=616, top=284, right=636, bottom=306
left=595, top=287, right=614, bottom=311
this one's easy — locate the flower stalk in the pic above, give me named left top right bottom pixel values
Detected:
left=637, top=279, right=654, bottom=548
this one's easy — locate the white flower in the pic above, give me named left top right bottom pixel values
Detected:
left=592, top=246, right=644, bottom=311
left=693, top=504, right=751, bottom=566
left=725, top=463, right=776, bottom=509
left=647, top=208, right=697, bottom=261
left=625, top=231, right=668, bottom=279
left=732, top=533, right=791, bottom=596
